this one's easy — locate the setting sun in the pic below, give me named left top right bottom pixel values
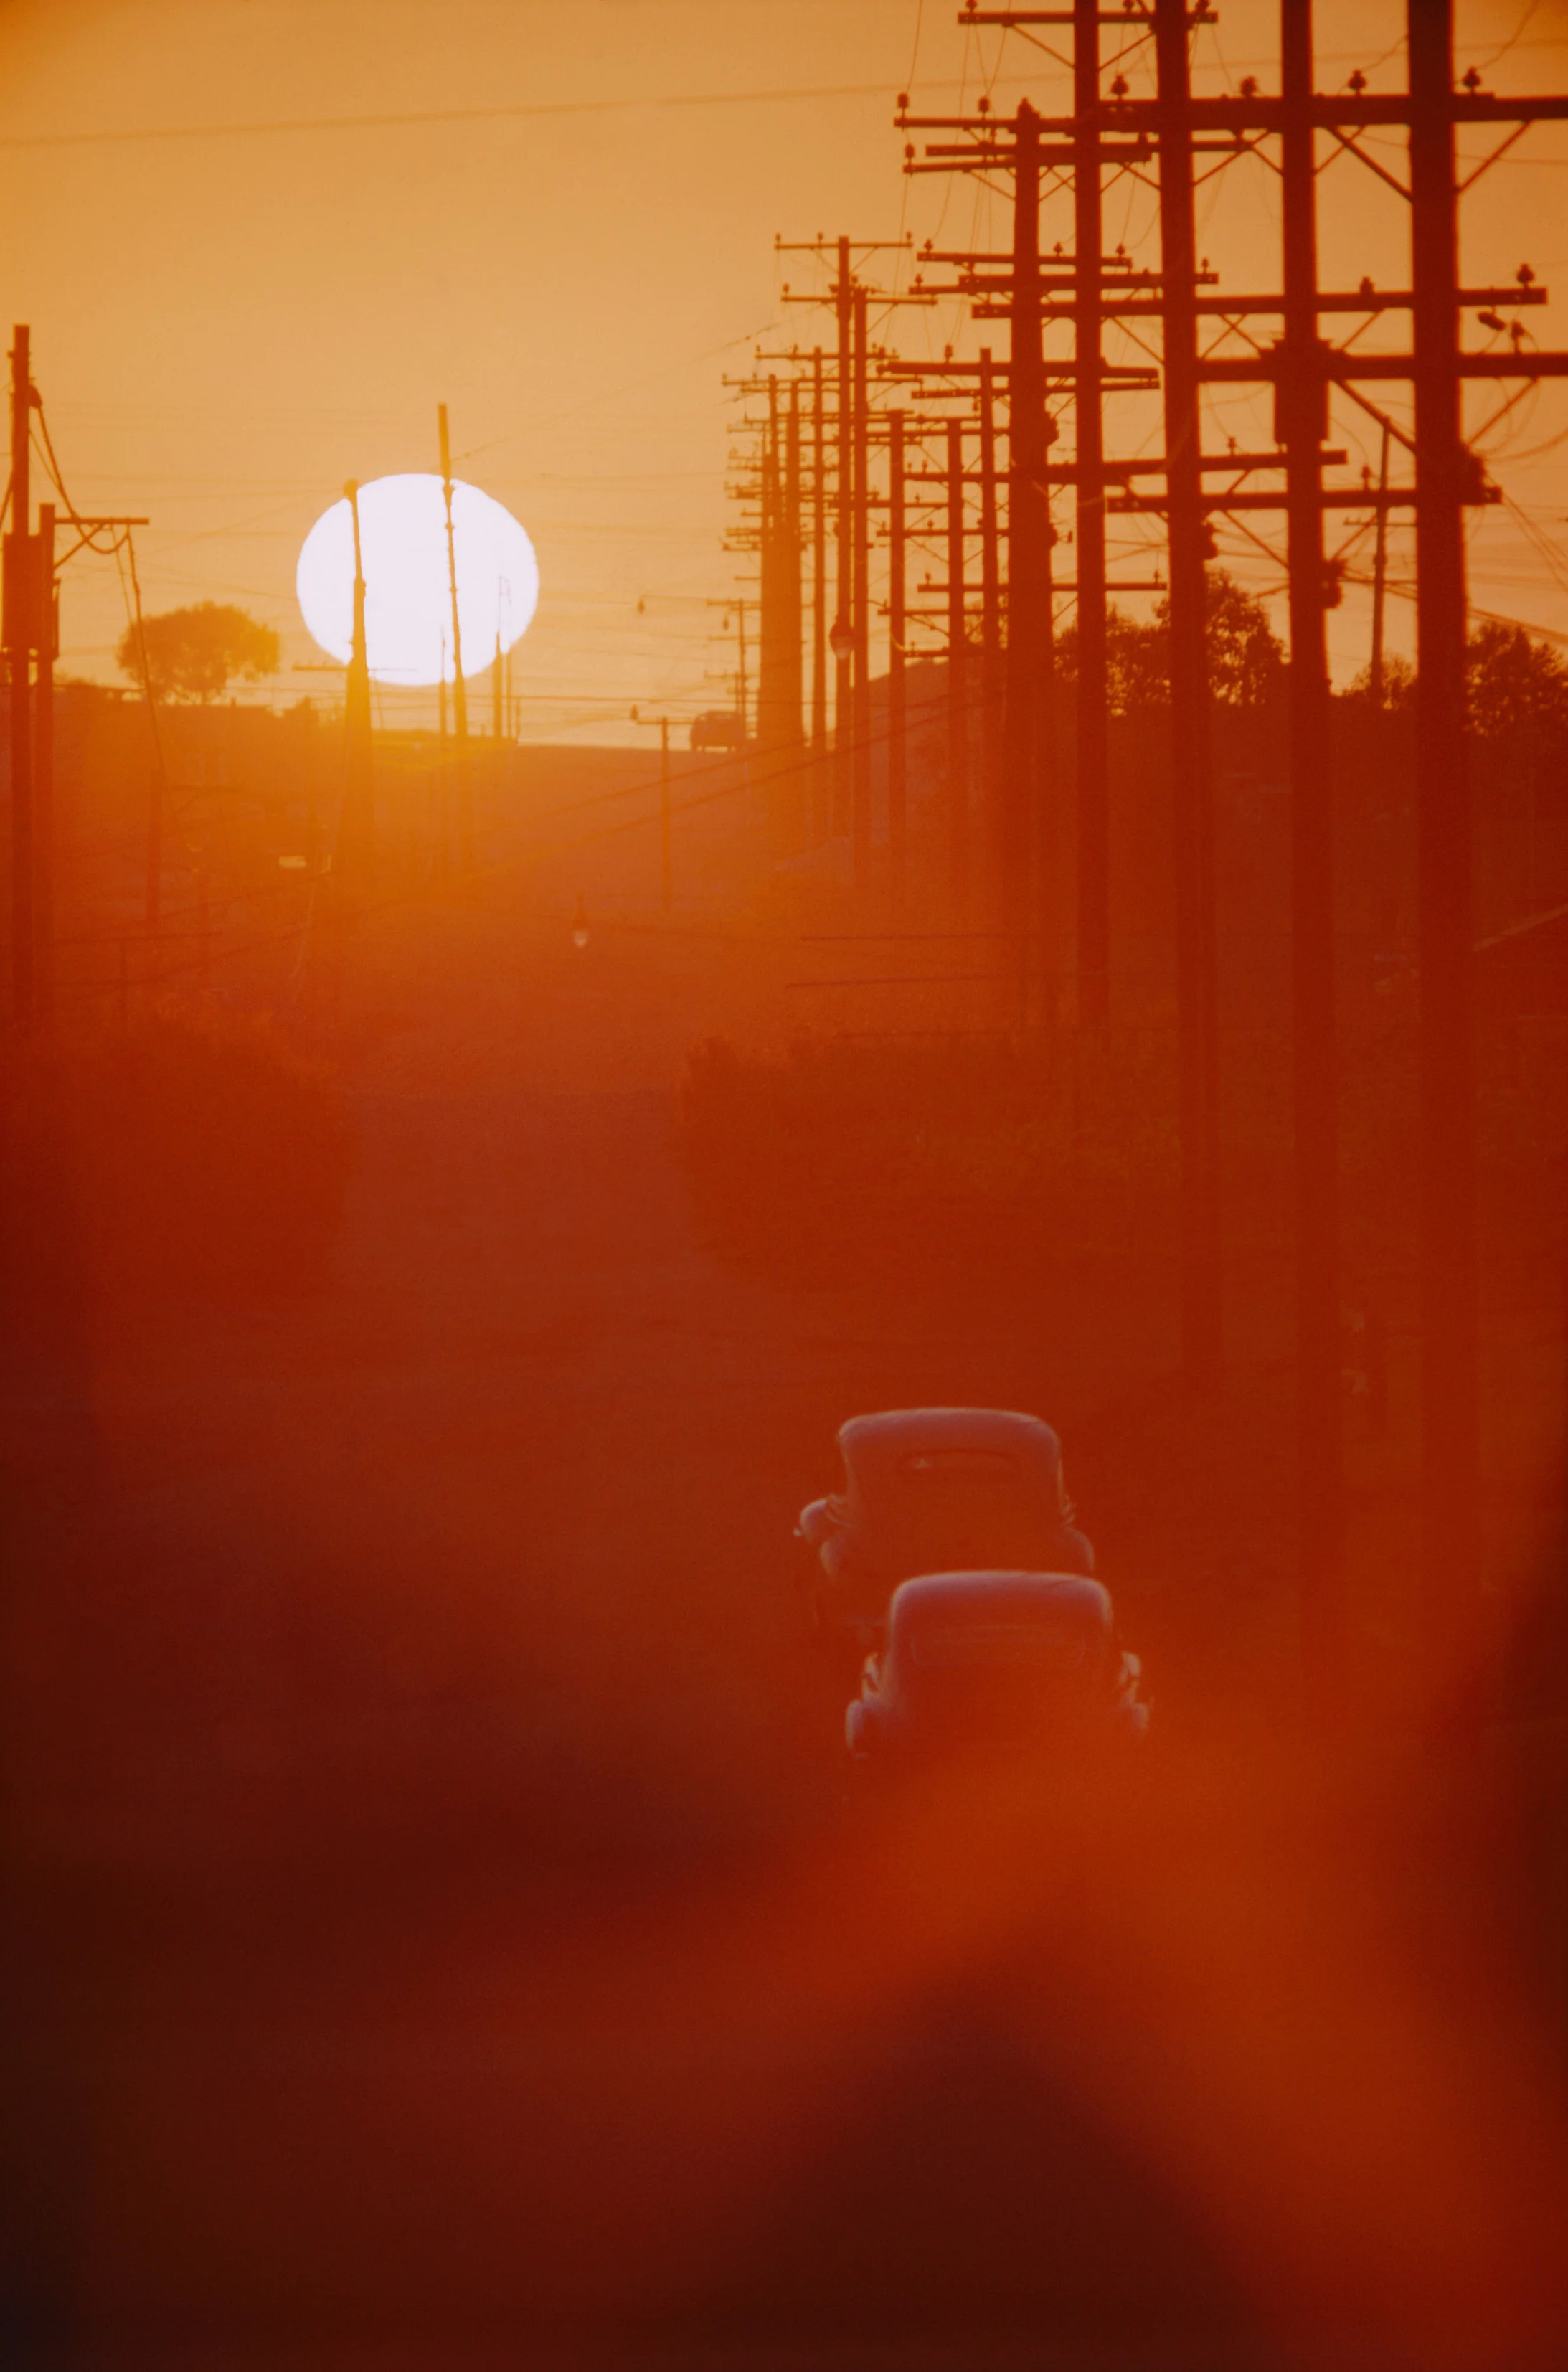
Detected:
left=295, top=471, right=539, bottom=686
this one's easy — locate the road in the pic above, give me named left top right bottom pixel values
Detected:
left=4, top=840, right=1567, bottom=2369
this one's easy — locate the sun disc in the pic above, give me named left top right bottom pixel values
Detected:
left=296, top=473, right=539, bottom=688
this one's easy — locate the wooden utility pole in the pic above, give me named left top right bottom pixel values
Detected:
left=340, top=478, right=375, bottom=882
left=851, top=285, right=873, bottom=890
left=834, top=238, right=854, bottom=837
left=786, top=377, right=805, bottom=850
left=1007, top=105, right=1047, bottom=971
left=660, top=714, right=672, bottom=915
left=811, top=347, right=829, bottom=841
left=437, top=404, right=467, bottom=737
left=1280, top=0, right=1345, bottom=1709
left=946, top=413, right=970, bottom=903
left=6, top=324, right=33, bottom=1029
left=888, top=406, right=908, bottom=897
left=1154, top=0, right=1224, bottom=1390
left=34, top=501, right=55, bottom=1026
left=1369, top=420, right=1391, bottom=706
left=1073, top=0, right=1110, bottom=1026
left=1409, top=0, right=1478, bottom=1665
left=438, top=402, right=471, bottom=870
left=978, top=348, right=1003, bottom=909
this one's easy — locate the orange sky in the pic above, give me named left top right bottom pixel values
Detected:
left=2, top=0, right=1566, bottom=740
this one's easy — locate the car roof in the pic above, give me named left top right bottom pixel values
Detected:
left=889, top=1569, right=1112, bottom=1640
left=839, top=1407, right=1060, bottom=1468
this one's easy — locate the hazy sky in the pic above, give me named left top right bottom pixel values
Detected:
left=3, top=0, right=1566, bottom=738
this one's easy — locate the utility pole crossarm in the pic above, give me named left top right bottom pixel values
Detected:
left=1198, top=351, right=1568, bottom=381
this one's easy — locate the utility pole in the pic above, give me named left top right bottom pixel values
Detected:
left=6, top=325, right=33, bottom=1029
left=811, top=346, right=829, bottom=842
left=1409, top=0, right=1478, bottom=1670
left=1280, top=0, right=1344, bottom=1711
left=34, top=501, right=55, bottom=1026
left=1369, top=420, right=1391, bottom=706
left=755, top=374, right=806, bottom=851
left=978, top=348, right=1003, bottom=910
left=438, top=404, right=467, bottom=736
left=946, top=413, right=970, bottom=904
left=122, top=534, right=167, bottom=937
left=852, top=284, right=873, bottom=892
left=1153, top=0, right=1224, bottom=1390
left=834, top=237, right=854, bottom=838
left=1074, top=0, right=1110, bottom=1026
left=787, top=377, right=805, bottom=851
left=661, top=714, right=672, bottom=915
left=889, top=406, right=907, bottom=897
left=340, top=479, right=375, bottom=882
left=438, top=402, right=471, bottom=871
left=1011, top=104, right=1052, bottom=983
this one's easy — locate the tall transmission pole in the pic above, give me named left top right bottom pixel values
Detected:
left=1409, top=0, right=1478, bottom=1673
left=888, top=405, right=908, bottom=897
left=660, top=714, right=672, bottom=915
left=852, top=283, right=873, bottom=891
left=438, top=402, right=471, bottom=871
left=1009, top=104, right=1052, bottom=982
left=834, top=237, right=854, bottom=838
left=1073, top=0, right=1110, bottom=1026
left=6, top=325, right=34, bottom=1029
left=340, top=479, right=375, bottom=882
left=946, top=414, right=970, bottom=903
left=1369, top=420, right=1391, bottom=708
left=811, top=347, right=829, bottom=842
left=1154, top=0, right=1224, bottom=1391
left=1280, top=0, right=1344, bottom=1709
left=977, top=347, right=1003, bottom=915
left=34, top=500, right=55, bottom=1026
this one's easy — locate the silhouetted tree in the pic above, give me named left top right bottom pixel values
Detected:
left=116, top=601, right=280, bottom=702
left=1346, top=620, right=1568, bottom=740
left=1465, top=618, right=1568, bottom=740
left=1056, top=570, right=1285, bottom=714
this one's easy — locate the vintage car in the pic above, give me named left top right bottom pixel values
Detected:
left=797, top=1407, right=1095, bottom=1643
left=689, top=708, right=746, bottom=752
left=845, top=1569, right=1148, bottom=1767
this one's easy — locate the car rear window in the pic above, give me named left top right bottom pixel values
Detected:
left=897, top=1450, right=1018, bottom=1480
left=909, top=1625, right=1087, bottom=1670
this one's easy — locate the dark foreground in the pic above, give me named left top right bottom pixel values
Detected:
left=4, top=848, right=1567, bottom=2372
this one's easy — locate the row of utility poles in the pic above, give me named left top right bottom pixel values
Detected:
left=724, top=0, right=1568, bottom=1706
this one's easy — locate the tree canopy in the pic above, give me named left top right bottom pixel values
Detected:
left=116, top=601, right=281, bottom=703
left=1348, top=618, right=1568, bottom=739
left=1055, top=570, right=1287, bottom=714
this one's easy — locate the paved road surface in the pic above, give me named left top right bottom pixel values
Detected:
left=4, top=864, right=1567, bottom=2369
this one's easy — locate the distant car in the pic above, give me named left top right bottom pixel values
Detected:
left=689, top=709, right=746, bottom=752
left=797, top=1407, right=1095, bottom=1645
left=845, top=1569, right=1148, bottom=1767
